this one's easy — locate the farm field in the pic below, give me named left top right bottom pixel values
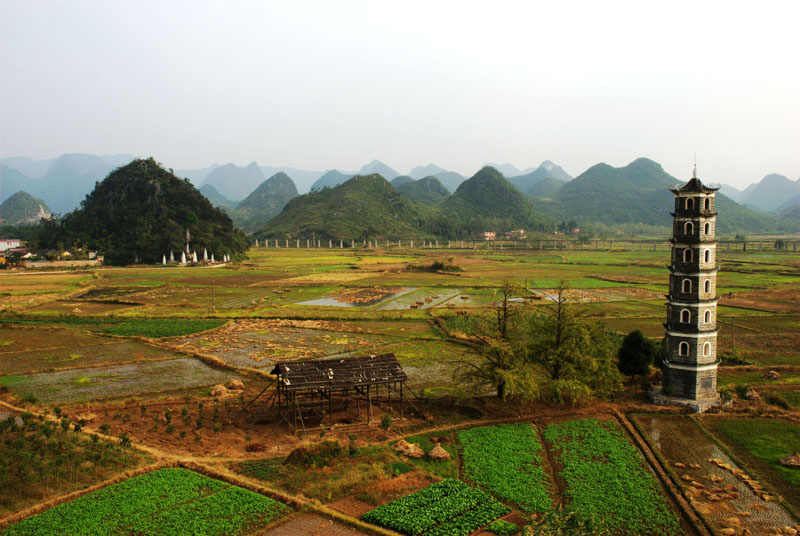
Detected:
left=2, top=468, right=287, bottom=536
left=1, top=358, right=243, bottom=404
left=1, top=246, right=799, bottom=534
left=632, top=414, right=797, bottom=535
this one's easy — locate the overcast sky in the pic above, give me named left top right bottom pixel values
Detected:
left=2, top=0, right=798, bottom=188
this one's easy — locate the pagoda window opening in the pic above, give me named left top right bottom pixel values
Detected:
left=703, top=342, right=711, bottom=356
left=704, top=222, right=710, bottom=234
left=704, top=198, right=710, bottom=210
left=679, top=342, right=689, bottom=356
left=683, top=249, right=693, bottom=262
left=686, top=198, right=695, bottom=210
left=704, top=280, right=710, bottom=293
left=704, top=249, right=710, bottom=262
left=685, top=222, right=694, bottom=235
left=704, top=310, right=711, bottom=323
left=680, top=309, right=691, bottom=323
left=682, top=279, right=692, bottom=293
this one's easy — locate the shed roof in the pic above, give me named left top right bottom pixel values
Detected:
left=270, top=353, right=407, bottom=392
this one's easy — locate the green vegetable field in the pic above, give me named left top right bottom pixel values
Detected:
left=458, top=423, right=551, bottom=513
left=361, top=479, right=510, bottom=536
left=544, top=419, right=681, bottom=535
left=3, top=468, right=287, bottom=536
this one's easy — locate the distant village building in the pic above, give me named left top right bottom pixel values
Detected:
left=0, top=238, right=22, bottom=251
left=506, top=229, right=526, bottom=240
left=481, top=231, right=496, bottom=241
left=660, top=167, right=720, bottom=411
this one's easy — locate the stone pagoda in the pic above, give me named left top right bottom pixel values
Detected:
left=660, top=166, right=720, bottom=411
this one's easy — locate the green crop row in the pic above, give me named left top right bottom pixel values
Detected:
left=458, top=423, right=551, bottom=513
left=425, top=500, right=511, bottom=536
left=361, top=479, right=509, bottom=536
left=4, top=468, right=287, bottom=536
left=544, top=419, right=680, bottom=536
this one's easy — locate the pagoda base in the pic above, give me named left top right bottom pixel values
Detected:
left=648, top=386, right=723, bottom=413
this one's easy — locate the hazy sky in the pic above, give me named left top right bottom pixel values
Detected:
left=2, top=0, right=798, bottom=188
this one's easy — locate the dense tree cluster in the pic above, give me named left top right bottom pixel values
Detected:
left=455, top=282, right=623, bottom=404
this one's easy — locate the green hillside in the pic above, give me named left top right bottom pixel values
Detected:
left=34, top=158, right=248, bottom=264
left=253, top=174, right=430, bottom=240
left=233, top=172, right=298, bottom=232
left=526, top=177, right=566, bottom=197
left=391, top=175, right=415, bottom=188
left=533, top=158, right=790, bottom=234
left=396, top=176, right=450, bottom=206
left=0, top=191, right=50, bottom=225
left=435, top=166, right=551, bottom=236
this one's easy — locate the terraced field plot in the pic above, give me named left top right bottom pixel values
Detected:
left=0, top=337, right=183, bottom=374
left=633, top=414, right=796, bottom=535
left=458, top=423, right=551, bottom=513
left=169, top=319, right=393, bottom=368
left=701, top=417, right=800, bottom=515
left=0, top=358, right=242, bottom=404
left=26, top=299, right=137, bottom=315
left=3, top=468, right=287, bottom=536
left=544, top=418, right=681, bottom=535
left=361, top=479, right=510, bottom=536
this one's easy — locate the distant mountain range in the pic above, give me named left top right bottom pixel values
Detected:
left=0, top=153, right=136, bottom=214
left=2, top=153, right=795, bottom=237
left=310, top=169, right=356, bottom=191
left=724, top=174, right=800, bottom=212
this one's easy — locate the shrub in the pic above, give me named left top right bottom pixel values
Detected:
left=764, top=393, right=790, bottom=410
left=640, top=379, right=652, bottom=391
left=99, top=423, right=111, bottom=435
left=119, top=433, right=132, bottom=447
left=734, top=384, right=749, bottom=399
left=60, top=418, right=71, bottom=432
left=380, top=413, right=392, bottom=431
left=21, top=393, right=38, bottom=404
left=386, top=462, right=414, bottom=476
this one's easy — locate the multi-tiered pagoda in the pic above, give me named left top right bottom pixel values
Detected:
left=661, top=166, right=720, bottom=411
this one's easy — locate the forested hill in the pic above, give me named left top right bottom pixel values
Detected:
left=253, top=174, right=430, bottom=240
left=233, top=172, right=298, bottom=232
left=395, top=176, right=450, bottom=206
left=433, top=166, right=552, bottom=236
left=0, top=191, right=51, bottom=225
left=531, top=158, right=792, bottom=234
left=34, top=158, right=248, bottom=264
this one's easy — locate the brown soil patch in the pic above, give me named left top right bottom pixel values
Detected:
left=327, top=497, right=374, bottom=518
left=262, top=513, right=371, bottom=536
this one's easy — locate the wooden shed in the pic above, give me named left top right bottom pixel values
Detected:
left=255, top=353, right=414, bottom=435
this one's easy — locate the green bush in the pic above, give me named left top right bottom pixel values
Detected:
left=734, top=384, right=749, bottom=399
left=764, top=393, right=790, bottom=410
left=380, top=413, right=392, bottom=431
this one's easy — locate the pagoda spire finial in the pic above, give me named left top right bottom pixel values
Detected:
left=693, top=154, right=697, bottom=179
